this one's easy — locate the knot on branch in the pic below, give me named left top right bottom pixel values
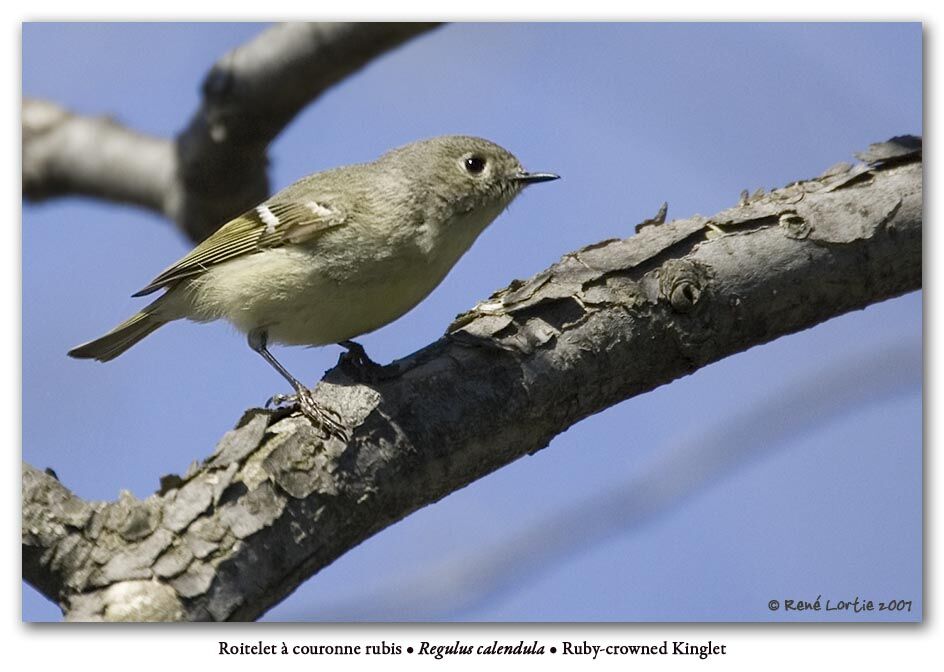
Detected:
left=660, top=259, right=709, bottom=313
left=779, top=211, right=812, bottom=240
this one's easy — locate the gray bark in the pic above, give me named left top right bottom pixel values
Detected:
left=22, top=139, right=922, bottom=621
left=22, top=99, right=174, bottom=215
left=22, top=22, right=440, bottom=241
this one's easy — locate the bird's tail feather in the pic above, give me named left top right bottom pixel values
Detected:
left=68, top=299, right=168, bottom=362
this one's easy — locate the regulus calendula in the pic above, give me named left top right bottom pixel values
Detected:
left=69, top=135, right=558, bottom=432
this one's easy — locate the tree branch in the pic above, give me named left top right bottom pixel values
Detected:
left=172, top=22, right=440, bottom=241
left=22, top=99, right=174, bottom=214
left=308, top=342, right=920, bottom=619
left=22, top=140, right=922, bottom=621
left=22, top=22, right=441, bottom=241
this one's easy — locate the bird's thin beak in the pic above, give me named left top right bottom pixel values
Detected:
left=512, top=171, right=560, bottom=184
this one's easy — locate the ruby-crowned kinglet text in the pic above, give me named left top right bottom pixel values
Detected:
left=69, top=135, right=558, bottom=430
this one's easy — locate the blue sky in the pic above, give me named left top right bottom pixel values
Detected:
left=22, top=23, right=922, bottom=622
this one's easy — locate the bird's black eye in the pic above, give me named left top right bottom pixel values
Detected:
left=464, top=156, right=487, bottom=174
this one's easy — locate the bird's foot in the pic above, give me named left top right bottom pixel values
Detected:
left=265, top=389, right=349, bottom=441
left=337, top=340, right=387, bottom=383
left=266, top=392, right=295, bottom=408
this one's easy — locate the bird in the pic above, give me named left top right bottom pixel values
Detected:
left=69, top=135, right=559, bottom=435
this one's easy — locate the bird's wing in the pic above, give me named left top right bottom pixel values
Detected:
left=132, top=199, right=346, bottom=297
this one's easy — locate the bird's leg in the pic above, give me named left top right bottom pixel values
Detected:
left=248, top=329, right=347, bottom=440
left=337, top=339, right=385, bottom=382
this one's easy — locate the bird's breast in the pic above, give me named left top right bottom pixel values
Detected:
left=182, top=228, right=479, bottom=346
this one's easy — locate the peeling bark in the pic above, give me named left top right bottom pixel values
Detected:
left=22, top=139, right=922, bottom=621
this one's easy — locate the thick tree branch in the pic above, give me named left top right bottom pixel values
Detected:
left=23, top=140, right=922, bottom=621
left=172, top=22, right=440, bottom=240
left=22, top=22, right=441, bottom=240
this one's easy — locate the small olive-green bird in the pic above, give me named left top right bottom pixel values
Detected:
left=69, top=135, right=558, bottom=429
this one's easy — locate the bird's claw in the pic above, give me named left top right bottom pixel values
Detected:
left=265, top=392, right=294, bottom=408
left=265, top=389, right=349, bottom=441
